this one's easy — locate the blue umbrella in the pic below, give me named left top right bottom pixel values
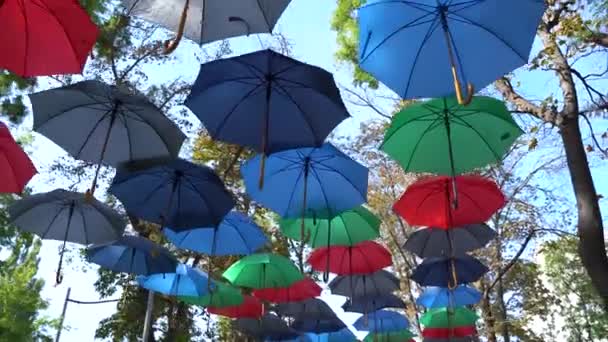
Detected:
left=137, top=264, right=215, bottom=297
left=354, top=310, right=410, bottom=333
left=241, top=143, right=368, bottom=219
left=417, top=285, right=482, bottom=308
left=291, top=317, right=347, bottom=334
left=343, top=294, right=406, bottom=314
left=185, top=49, right=349, bottom=155
left=164, top=212, right=268, bottom=256
left=411, top=255, right=489, bottom=287
left=86, top=235, right=177, bottom=275
left=320, top=328, right=358, bottom=342
left=358, top=0, right=545, bottom=103
left=109, top=158, right=235, bottom=230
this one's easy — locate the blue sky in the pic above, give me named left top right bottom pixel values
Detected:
left=10, top=0, right=608, bottom=341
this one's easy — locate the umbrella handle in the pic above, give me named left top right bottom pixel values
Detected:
left=55, top=247, right=65, bottom=285
left=448, top=258, right=458, bottom=290
left=451, top=66, right=474, bottom=105
left=163, top=0, right=190, bottom=54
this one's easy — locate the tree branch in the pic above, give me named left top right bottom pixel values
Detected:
left=339, top=84, right=392, bottom=119
left=495, top=78, right=560, bottom=124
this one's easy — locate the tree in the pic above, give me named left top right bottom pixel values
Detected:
left=331, top=0, right=608, bottom=309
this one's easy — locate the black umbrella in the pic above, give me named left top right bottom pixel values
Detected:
left=342, top=293, right=406, bottom=314
left=233, top=313, right=299, bottom=340
left=411, top=256, right=489, bottom=288
left=273, top=298, right=337, bottom=320
left=329, top=270, right=400, bottom=298
left=404, top=224, right=497, bottom=258
left=291, top=317, right=346, bottom=334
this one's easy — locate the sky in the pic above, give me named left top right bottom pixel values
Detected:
left=7, top=0, right=608, bottom=341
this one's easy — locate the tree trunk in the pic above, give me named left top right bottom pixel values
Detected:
left=497, top=277, right=511, bottom=342
left=560, top=117, right=608, bottom=311
left=480, top=281, right=498, bottom=342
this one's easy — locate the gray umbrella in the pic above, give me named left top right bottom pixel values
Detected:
left=9, top=189, right=126, bottom=283
left=124, top=0, right=292, bottom=51
left=403, top=224, right=497, bottom=258
left=29, top=80, right=185, bottom=195
left=233, top=313, right=299, bottom=340
left=273, top=298, right=337, bottom=320
left=329, top=270, right=400, bottom=298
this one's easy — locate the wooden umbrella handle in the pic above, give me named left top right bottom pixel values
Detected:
left=163, top=0, right=190, bottom=54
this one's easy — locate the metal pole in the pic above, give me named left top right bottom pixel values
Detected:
left=142, top=290, right=155, bottom=341
left=55, top=287, right=71, bottom=342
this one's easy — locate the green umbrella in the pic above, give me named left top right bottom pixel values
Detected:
left=222, top=253, right=304, bottom=289
left=364, top=330, right=416, bottom=342
left=178, top=282, right=243, bottom=308
left=279, top=206, right=381, bottom=248
left=420, top=307, right=479, bottom=328
left=381, top=96, right=522, bottom=175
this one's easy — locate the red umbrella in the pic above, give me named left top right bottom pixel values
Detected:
left=207, top=295, right=263, bottom=319
left=394, top=175, right=505, bottom=229
left=422, top=326, right=477, bottom=338
left=252, top=278, right=322, bottom=303
left=0, top=0, right=99, bottom=77
left=0, top=122, right=36, bottom=193
left=307, top=241, right=392, bottom=277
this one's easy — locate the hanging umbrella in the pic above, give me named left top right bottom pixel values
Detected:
left=207, top=295, right=263, bottom=318
left=291, top=317, right=346, bottom=334
left=9, top=189, right=125, bottom=283
left=265, top=334, right=313, bottom=342
left=417, top=285, right=482, bottom=309
left=30, top=80, right=186, bottom=196
left=404, top=224, right=497, bottom=258
left=308, top=241, right=392, bottom=276
left=423, top=326, right=477, bottom=338
left=0, top=122, right=36, bottom=193
left=234, top=313, right=299, bottom=340
left=0, top=0, right=99, bottom=77
left=137, top=264, right=215, bottom=297
left=364, top=330, right=416, bottom=342
left=354, top=310, right=409, bottom=332
left=420, top=307, right=479, bottom=328
left=358, top=0, right=545, bottom=103
left=273, top=298, right=337, bottom=320
left=223, top=253, right=303, bottom=288
left=86, top=235, right=177, bottom=275
left=164, top=212, right=267, bottom=255
left=411, top=256, right=488, bottom=287
left=242, top=143, right=368, bottom=219
left=342, top=294, right=406, bottom=313
left=394, top=175, right=505, bottom=228
left=124, top=0, right=292, bottom=51
left=252, top=277, right=322, bottom=303
left=279, top=206, right=380, bottom=248
left=329, top=270, right=400, bottom=297
left=179, top=281, right=243, bottom=308
left=186, top=50, right=349, bottom=166
left=109, top=158, right=234, bottom=229
left=381, top=97, right=522, bottom=175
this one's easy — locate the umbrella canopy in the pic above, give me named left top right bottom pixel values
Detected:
left=185, top=50, right=349, bottom=154
left=252, top=277, right=322, bottom=303
left=265, top=334, right=313, bottom=342
left=329, top=270, right=400, bottom=298
left=358, top=0, right=545, bottom=102
left=273, top=298, right=337, bottom=320
left=381, top=97, right=522, bottom=175
left=109, top=158, right=234, bottom=229
left=354, top=310, right=410, bottom=333
left=313, top=329, right=358, bottom=342
left=242, top=143, right=368, bottom=219
left=234, top=314, right=298, bottom=340
left=342, top=294, right=406, bottom=314
left=308, top=241, right=392, bottom=275
left=417, top=285, right=482, bottom=309
left=86, top=235, right=177, bottom=276
left=411, top=256, right=488, bottom=287
left=420, top=307, right=479, bottom=328
left=124, top=0, right=292, bottom=45
left=164, top=212, right=267, bottom=255
left=394, top=175, right=505, bottom=228
left=404, top=224, right=497, bottom=258
left=137, top=264, right=215, bottom=297
left=207, top=295, right=263, bottom=318
left=0, top=122, right=36, bottom=193
left=223, top=253, right=303, bottom=288
left=0, top=0, right=99, bottom=77
left=423, top=326, right=478, bottom=338
left=179, top=281, right=243, bottom=308
left=291, top=317, right=346, bottom=334
left=364, top=330, right=416, bottom=342
left=279, top=206, right=380, bottom=248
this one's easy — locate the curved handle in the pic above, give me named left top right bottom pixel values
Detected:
left=163, top=0, right=190, bottom=54
left=451, top=66, right=474, bottom=106
left=228, top=16, right=251, bottom=36
left=448, top=258, right=458, bottom=290
left=322, top=270, right=330, bottom=283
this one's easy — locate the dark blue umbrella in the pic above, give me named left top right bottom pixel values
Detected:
left=343, top=294, right=406, bottom=314
left=86, top=235, right=178, bottom=275
left=322, top=328, right=358, bottom=342
left=137, top=264, right=215, bottom=297
left=358, top=0, right=545, bottom=103
left=329, top=270, right=400, bottom=298
left=291, top=317, right=347, bottom=334
left=185, top=49, right=349, bottom=155
left=354, top=310, right=410, bottom=333
left=109, top=158, right=235, bottom=230
left=241, top=143, right=368, bottom=219
left=163, top=212, right=268, bottom=256
left=417, top=285, right=482, bottom=308
left=411, top=255, right=489, bottom=287
left=235, top=314, right=299, bottom=340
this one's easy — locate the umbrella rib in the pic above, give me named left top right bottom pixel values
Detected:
left=449, top=115, right=503, bottom=161
left=401, top=16, right=442, bottom=97
left=400, top=117, right=444, bottom=172
left=213, top=83, right=266, bottom=138
left=39, top=204, right=67, bottom=239
left=119, top=105, right=174, bottom=156
left=308, top=166, right=335, bottom=217
left=255, top=0, right=272, bottom=31
left=360, top=0, right=436, bottom=14
left=74, top=108, right=114, bottom=158
left=119, top=113, right=136, bottom=161
left=312, top=158, right=366, bottom=198
left=31, top=0, right=80, bottom=68
left=78, top=205, right=89, bottom=245
left=270, top=82, right=319, bottom=144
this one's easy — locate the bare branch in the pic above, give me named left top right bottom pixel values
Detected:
left=339, top=84, right=392, bottom=119
left=495, top=77, right=560, bottom=124
left=580, top=113, right=608, bottom=157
